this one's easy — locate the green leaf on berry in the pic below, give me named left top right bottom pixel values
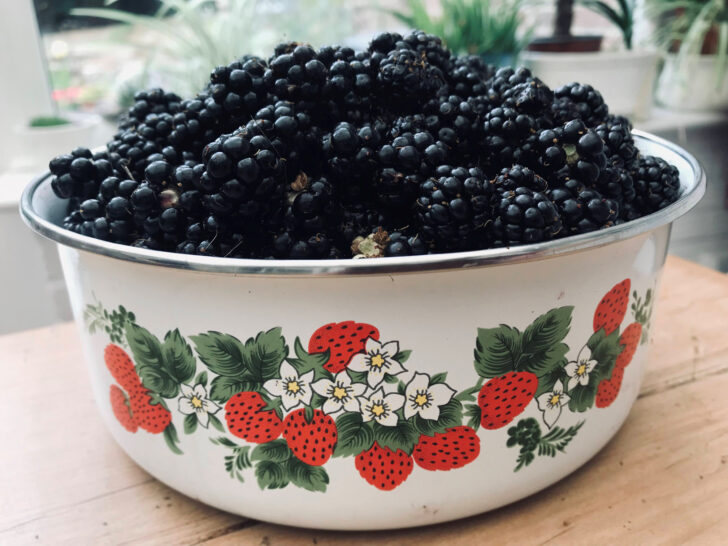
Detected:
left=251, top=439, right=291, bottom=463
left=126, top=323, right=179, bottom=398
left=285, top=458, right=329, bottom=493
left=208, top=376, right=259, bottom=403
left=162, top=329, right=196, bottom=384
left=255, top=460, right=289, bottom=490
left=370, top=419, right=418, bottom=454
left=411, top=399, right=463, bottom=436
left=464, top=403, right=482, bottom=431
left=474, top=324, right=522, bottom=378
left=588, top=328, right=622, bottom=383
left=183, top=413, right=197, bottom=435
left=333, top=413, right=374, bottom=457
left=519, top=306, right=572, bottom=376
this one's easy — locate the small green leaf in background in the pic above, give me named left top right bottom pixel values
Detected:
left=394, top=349, right=412, bottom=364
left=190, top=332, right=249, bottom=377
left=126, top=323, right=179, bottom=398
left=251, top=439, right=292, bottom=463
left=195, top=370, right=208, bottom=386
left=334, top=413, right=375, bottom=457
left=255, top=460, right=290, bottom=490
left=474, top=324, right=522, bottom=378
left=588, top=328, right=623, bottom=383
left=285, top=458, right=329, bottom=493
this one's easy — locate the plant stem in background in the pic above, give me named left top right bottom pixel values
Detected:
left=581, top=0, right=635, bottom=49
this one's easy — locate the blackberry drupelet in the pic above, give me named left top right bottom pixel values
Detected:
left=547, top=182, right=619, bottom=235
left=119, top=88, right=181, bottom=130
left=595, top=115, right=638, bottom=167
left=490, top=187, right=563, bottom=245
left=552, top=83, right=609, bottom=127
left=424, top=94, right=484, bottom=158
left=415, top=165, right=492, bottom=251
left=491, top=165, right=549, bottom=193
left=630, top=155, right=681, bottom=214
left=207, top=56, right=270, bottom=132
left=377, top=48, right=445, bottom=112
left=447, top=55, right=495, bottom=98
left=535, top=120, right=608, bottom=184
left=49, top=147, right=114, bottom=201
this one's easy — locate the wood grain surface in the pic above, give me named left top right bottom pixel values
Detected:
left=1, top=256, right=727, bottom=545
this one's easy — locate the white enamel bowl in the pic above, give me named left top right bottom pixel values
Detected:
left=20, top=131, right=704, bottom=530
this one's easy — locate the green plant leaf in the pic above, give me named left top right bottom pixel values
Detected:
left=370, top=419, right=419, bottom=454
left=411, top=399, right=464, bottom=436
left=162, top=329, right=196, bottom=384
left=474, top=324, right=522, bottom=378
left=519, top=307, right=573, bottom=376
left=430, top=372, right=448, bottom=384
left=568, top=383, right=598, bottom=412
left=285, top=458, right=329, bottom=493
left=208, top=376, right=259, bottom=403
left=209, top=413, right=225, bottom=432
left=251, top=439, right=291, bottom=463
left=211, top=436, right=237, bottom=448
left=135, top=365, right=179, bottom=399
left=287, top=337, right=331, bottom=381
left=126, top=323, right=179, bottom=397
left=394, top=349, right=412, bottom=364
left=183, top=413, right=198, bottom=434
left=190, top=331, right=249, bottom=377
left=196, top=370, right=208, bottom=386
left=333, top=413, right=375, bottom=457
left=255, top=460, right=289, bottom=490
left=588, top=328, right=623, bottom=383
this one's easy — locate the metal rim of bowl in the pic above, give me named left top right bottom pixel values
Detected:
left=20, top=130, right=706, bottom=277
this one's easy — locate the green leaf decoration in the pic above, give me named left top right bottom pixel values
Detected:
left=183, top=413, right=197, bottom=435
left=474, top=324, right=522, bottom=378
left=333, top=413, right=374, bottom=457
left=162, top=423, right=183, bottom=455
left=208, top=376, right=259, bottom=403
left=255, top=460, right=289, bottom=490
left=285, top=458, right=329, bottom=493
left=210, top=436, right=238, bottom=448
left=411, top=399, right=463, bottom=436
left=126, top=323, right=179, bottom=398
left=137, top=365, right=179, bottom=399
left=514, top=450, right=535, bottom=472
left=464, top=404, right=482, bottom=431
left=535, top=366, right=567, bottom=398
left=568, top=382, right=598, bottom=413
left=162, top=329, right=196, bottom=384
left=348, top=370, right=368, bottom=384
left=287, top=337, right=331, bottom=382
left=430, top=372, right=448, bottom=384
left=588, top=328, right=623, bottom=383
left=538, top=421, right=584, bottom=456
left=394, top=349, right=411, bottom=364
left=370, top=419, right=419, bottom=454
left=191, top=328, right=288, bottom=383
left=208, top=413, right=225, bottom=432
left=251, top=439, right=291, bottom=463
left=519, top=307, right=572, bottom=376
left=196, top=370, right=208, bottom=386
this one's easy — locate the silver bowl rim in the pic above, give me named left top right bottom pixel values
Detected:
left=20, top=130, right=706, bottom=277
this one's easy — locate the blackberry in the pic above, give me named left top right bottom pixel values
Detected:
left=500, top=78, right=554, bottom=117
left=271, top=232, right=337, bottom=259
left=415, top=165, right=492, bottom=251
left=377, top=48, right=445, bottom=112
left=368, top=31, right=404, bottom=69
left=486, top=66, right=536, bottom=102
left=284, top=176, right=341, bottom=236
left=384, top=230, right=428, bottom=256
left=630, top=155, right=681, bottom=214
left=552, top=83, right=609, bottom=127
left=49, top=147, right=114, bottom=200
left=482, top=107, right=539, bottom=170
left=491, top=165, right=549, bottom=193
left=107, top=129, right=159, bottom=180
left=207, top=56, right=270, bottom=132
left=119, top=88, right=182, bottom=130
left=447, top=55, right=495, bottom=98
left=169, top=92, right=224, bottom=155
left=264, top=45, right=328, bottom=107
left=401, top=30, right=451, bottom=71
left=491, top=187, right=563, bottom=245
left=547, top=183, right=619, bottom=235
left=594, top=165, right=635, bottom=208
left=536, top=120, right=608, bottom=184
left=337, top=204, right=388, bottom=249
left=423, top=94, right=484, bottom=159
left=595, top=115, right=638, bottom=167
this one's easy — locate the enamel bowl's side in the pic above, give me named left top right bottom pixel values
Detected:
left=21, top=133, right=704, bottom=530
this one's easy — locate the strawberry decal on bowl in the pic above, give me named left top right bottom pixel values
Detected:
left=348, top=337, right=406, bottom=388
left=308, top=321, right=379, bottom=373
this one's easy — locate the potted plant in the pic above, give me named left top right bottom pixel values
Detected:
left=388, top=0, right=533, bottom=67
left=650, top=0, right=728, bottom=111
left=529, top=0, right=603, bottom=52
left=521, top=0, right=659, bottom=119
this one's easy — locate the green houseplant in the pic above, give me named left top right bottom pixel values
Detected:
left=581, top=0, right=635, bottom=50
left=528, top=0, right=603, bottom=52
left=388, top=0, right=533, bottom=66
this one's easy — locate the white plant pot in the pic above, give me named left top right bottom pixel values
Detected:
left=656, top=54, right=728, bottom=112
left=10, top=112, right=106, bottom=173
left=20, top=133, right=704, bottom=530
left=521, top=50, right=659, bottom=120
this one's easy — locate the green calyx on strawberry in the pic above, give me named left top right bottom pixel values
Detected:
left=478, top=371, right=538, bottom=430
left=616, top=322, right=642, bottom=370
left=413, top=426, right=480, bottom=471
left=110, top=384, right=138, bottom=433
left=308, top=321, right=379, bottom=373
left=104, top=344, right=141, bottom=391
left=596, top=367, right=624, bottom=408
left=128, top=386, right=172, bottom=434
left=225, top=391, right=283, bottom=444
left=593, top=279, right=631, bottom=336
left=282, top=408, right=338, bottom=466
left=355, top=442, right=413, bottom=491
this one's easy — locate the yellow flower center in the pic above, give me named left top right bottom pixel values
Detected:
left=371, top=403, right=385, bottom=417
left=370, top=353, right=385, bottom=368
left=550, top=394, right=560, bottom=406
left=415, top=393, right=429, bottom=407
left=333, top=386, right=347, bottom=400
left=191, top=396, right=203, bottom=409
left=287, top=381, right=300, bottom=393
left=577, top=363, right=587, bottom=376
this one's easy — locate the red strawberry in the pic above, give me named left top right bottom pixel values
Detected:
left=104, top=344, right=141, bottom=391
left=355, top=442, right=414, bottom=491
left=413, top=426, right=480, bottom=471
left=593, top=279, right=631, bottom=335
left=225, top=391, right=283, bottom=444
left=109, top=385, right=138, bottom=433
left=128, top=386, right=172, bottom=434
left=616, top=322, right=642, bottom=370
left=308, top=321, right=379, bottom=373
left=478, top=371, right=538, bottom=430
left=282, top=409, right=338, bottom=466
left=596, top=367, right=625, bottom=408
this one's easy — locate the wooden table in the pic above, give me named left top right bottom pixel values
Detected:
left=2, top=256, right=727, bottom=545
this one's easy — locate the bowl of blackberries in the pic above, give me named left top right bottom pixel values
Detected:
left=21, top=31, right=705, bottom=530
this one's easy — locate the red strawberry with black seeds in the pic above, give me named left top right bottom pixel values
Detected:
left=109, top=384, right=138, bottom=433
left=593, top=279, right=631, bottom=336
left=308, top=321, right=379, bottom=373
left=616, top=322, right=642, bottom=370
left=478, top=371, right=538, bottom=430
left=355, top=442, right=414, bottom=491
left=104, top=344, right=141, bottom=392
left=596, top=366, right=624, bottom=408
left=128, top=386, right=172, bottom=434
left=282, top=408, right=337, bottom=466
left=413, top=426, right=480, bottom=471
left=225, top=391, right=283, bottom=444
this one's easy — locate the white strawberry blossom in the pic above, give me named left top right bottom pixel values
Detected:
left=263, top=362, right=314, bottom=411
left=348, top=337, right=405, bottom=388
left=178, top=383, right=220, bottom=428
left=565, top=345, right=598, bottom=391
left=311, top=371, right=366, bottom=415
left=403, top=372, right=456, bottom=420
left=536, top=380, right=571, bottom=428
left=359, top=388, right=405, bottom=427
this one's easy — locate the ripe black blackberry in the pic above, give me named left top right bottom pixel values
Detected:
left=376, top=48, right=446, bottom=112
left=482, top=107, right=539, bottom=171
left=552, top=83, right=609, bottom=127
left=547, top=183, right=619, bottom=235
left=264, top=45, right=328, bottom=108
left=447, top=55, right=495, bottom=98
left=207, top=56, right=270, bottom=132
left=319, top=47, right=374, bottom=125
left=337, top=203, right=388, bottom=249
left=415, top=165, right=492, bottom=251
left=168, top=91, right=224, bottom=155
left=490, top=187, right=563, bottom=245
left=536, top=120, right=608, bottom=184
left=630, top=155, right=680, bottom=214
left=400, top=30, right=451, bottom=71
left=593, top=165, right=636, bottom=208
left=119, top=88, right=182, bottom=130
left=423, top=94, right=484, bottom=159
left=270, top=231, right=339, bottom=259
left=491, top=165, right=549, bottom=193
left=106, top=129, right=159, bottom=180
left=486, top=66, right=536, bottom=102
left=283, top=176, right=341, bottom=236
left=500, top=78, right=554, bottom=117
left=594, top=115, right=638, bottom=167
left=384, top=230, right=428, bottom=256
left=49, top=147, right=114, bottom=200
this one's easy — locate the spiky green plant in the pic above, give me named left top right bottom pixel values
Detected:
left=581, top=0, right=635, bottom=49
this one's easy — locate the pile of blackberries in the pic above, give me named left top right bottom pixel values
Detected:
left=48, top=30, right=681, bottom=259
